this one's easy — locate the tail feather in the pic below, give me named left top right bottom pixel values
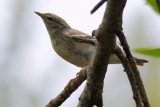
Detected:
left=134, top=57, right=148, bottom=66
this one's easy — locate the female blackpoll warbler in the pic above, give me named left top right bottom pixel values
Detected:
left=35, top=12, right=148, bottom=67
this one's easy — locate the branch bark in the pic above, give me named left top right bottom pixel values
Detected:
left=46, top=68, right=87, bottom=107
left=115, top=46, right=143, bottom=107
left=78, top=0, right=126, bottom=107
left=116, top=31, right=150, bottom=107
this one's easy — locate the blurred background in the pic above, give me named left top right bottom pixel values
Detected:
left=0, top=0, right=160, bottom=107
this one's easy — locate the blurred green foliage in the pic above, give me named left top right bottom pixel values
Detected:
left=147, top=0, right=160, bottom=14
left=134, top=48, right=160, bottom=57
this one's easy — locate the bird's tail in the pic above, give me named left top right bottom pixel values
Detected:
left=134, top=57, right=148, bottom=66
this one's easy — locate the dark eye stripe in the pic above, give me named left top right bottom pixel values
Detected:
left=47, top=17, right=52, bottom=21
left=53, top=19, right=66, bottom=27
left=47, top=16, right=66, bottom=28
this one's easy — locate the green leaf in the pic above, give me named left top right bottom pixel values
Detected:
left=147, top=0, right=160, bottom=14
left=134, top=48, right=160, bottom=57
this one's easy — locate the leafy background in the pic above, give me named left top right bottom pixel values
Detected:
left=135, top=0, right=160, bottom=57
left=0, top=0, right=160, bottom=107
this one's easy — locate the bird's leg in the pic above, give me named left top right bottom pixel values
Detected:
left=92, top=30, right=97, bottom=37
left=64, top=68, right=85, bottom=91
left=76, top=67, right=84, bottom=77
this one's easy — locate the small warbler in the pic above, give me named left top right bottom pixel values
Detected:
left=35, top=12, right=148, bottom=67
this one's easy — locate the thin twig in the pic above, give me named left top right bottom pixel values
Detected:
left=91, top=0, right=107, bottom=14
left=116, top=30, right=150, bottom=107
left=46, top=68, right=87, bottom=107
left=115, top=46, right=143, bottom=107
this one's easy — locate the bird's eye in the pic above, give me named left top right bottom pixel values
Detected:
left=47, top=17, right=52, bottom=21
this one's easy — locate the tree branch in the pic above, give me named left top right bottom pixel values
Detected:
left=115, top=46, right=143, bottom=107
left=91, top=0, right=107, bottom=14
left=45, top=68, right=87, bottom=107
left=116, top=31, right=150, bottom=107
left=78, top=0, right=127, bottom=107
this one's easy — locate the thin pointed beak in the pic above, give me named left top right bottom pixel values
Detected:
left=35, top=11, right=44, bottom=18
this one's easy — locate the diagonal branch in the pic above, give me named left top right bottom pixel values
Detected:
left=45, top=68, right=87, bottom=107
left=116, top=30, right=150, bottom=107
left=115, top=46, right=143, bottom=107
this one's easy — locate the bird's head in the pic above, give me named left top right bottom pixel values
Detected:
left=35, top=12, right=71, bottom=32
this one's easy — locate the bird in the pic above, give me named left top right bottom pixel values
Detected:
left=35, top=11, right=148, bottom=67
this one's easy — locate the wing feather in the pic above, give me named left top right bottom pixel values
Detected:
left=65, top=29, right=97, bottom=46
